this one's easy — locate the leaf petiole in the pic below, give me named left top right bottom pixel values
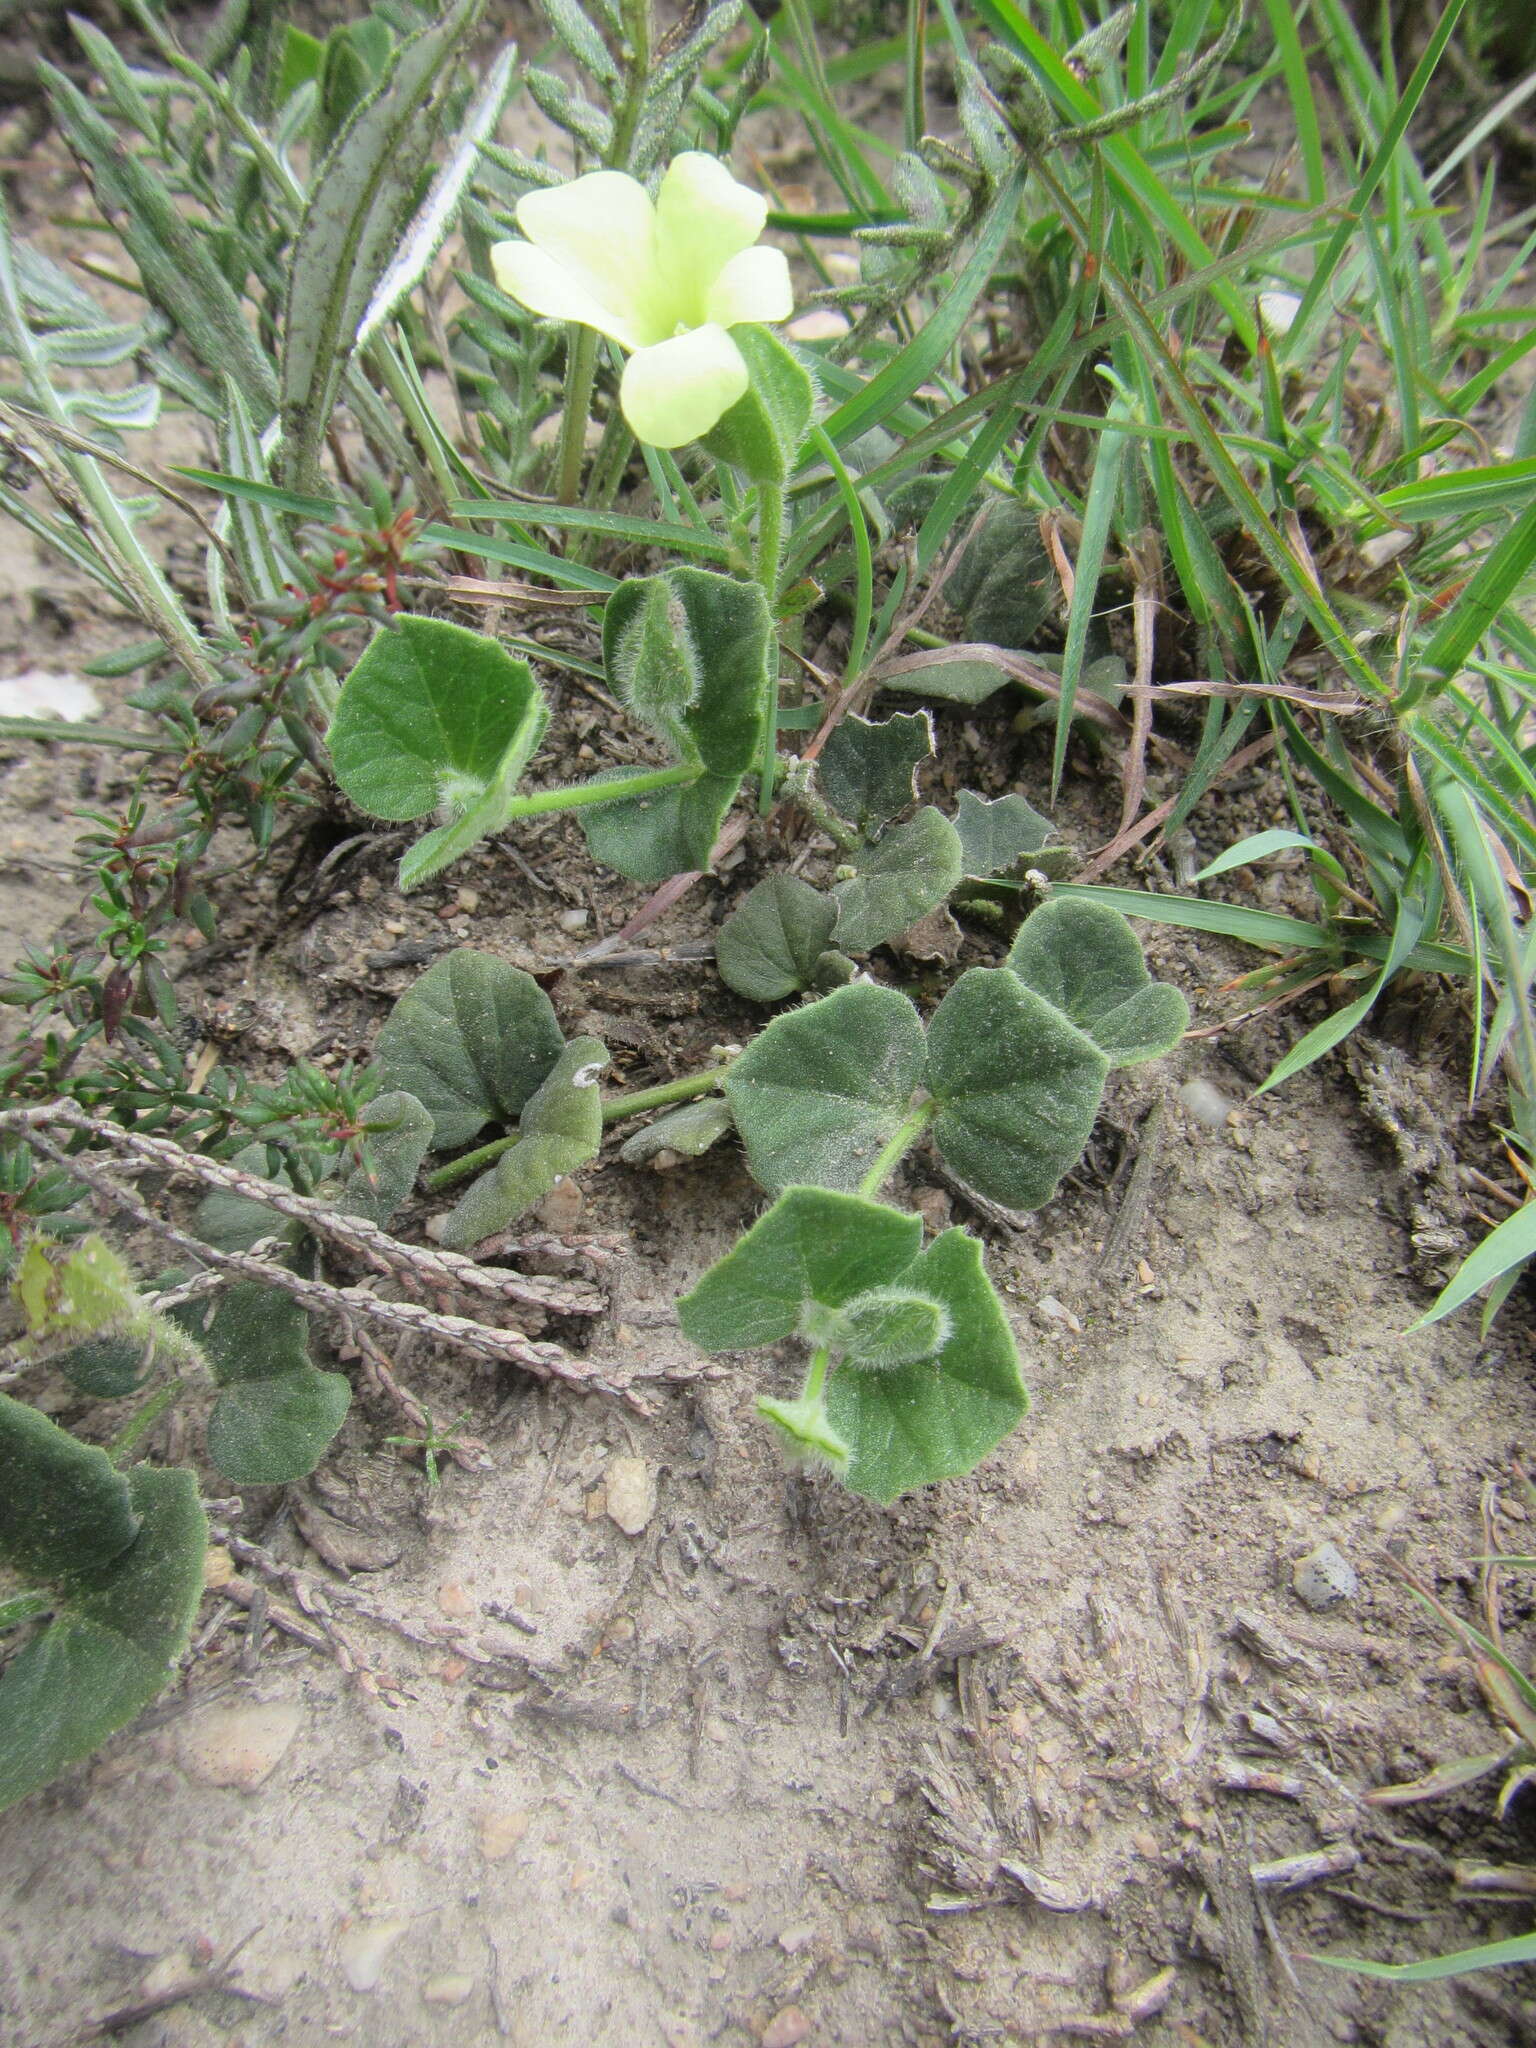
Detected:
left=500, top=760, right=702, bottom=823
left=857, top=1097, right=938, bottom=1198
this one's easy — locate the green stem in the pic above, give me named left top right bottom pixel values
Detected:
left=109, top=1379, right=180, bottom=1464
left=600, top=1065, right=733, bottom=1125
left=425, top=1058, right=737, bottom=1193
left=0, top=717, right=179, bottom=753
left=755, top=480, right=787, bottom=816
left=0, top=1591, right=51, bottom=1632
left=555, top=324, right=601, bottom=506
left=857, top=1098, right=938, bottom=1199
left=802, top=1344, right=832, bottom=1403
left=500, top=760, right=700, bottom=825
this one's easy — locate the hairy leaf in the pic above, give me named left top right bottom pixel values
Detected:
left=701, top=327, right=816, bottom=484
left=0, top=1390, right=139, bottom=1582
left=723, top=983, right=926, bottom=1194
left=373, top=949, right=565, bottom=1150
left=583, top=567, right=770, bottom=880
left=819, top=711, right=933, bottom=836
left=280, top=0, right=483, bottom=490
left=825, top=1229, right=1028, bottom=1502
left=617, top=1096, right=734, bottom=1165
left=328, top=616, right=550, bottom=891
left=954, top=790, right=1052, bottom=878
left=40, top=69, right=277, bottom=418
left=830, top=806, right=964, bottom=954
left=440, top=1038, right=607, bottom=1249
left=172, top=1284, right=349, bottom=1486
left=679, top=1187, right=923, bottom=1350
left=926, top=969, right=1109, bottom=1210
left=1006, top=898, right=1189, bottom=1066
left=340, top=1091, right=433, bottom=1225
left=715, top=875, right=838, bottom=1002
left=826, top=1287, right=949, bottom=1369
left=0, top=1464, right=204, bottom=1815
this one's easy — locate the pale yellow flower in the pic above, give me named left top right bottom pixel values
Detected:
left=492, top=153, right=793, bottom=448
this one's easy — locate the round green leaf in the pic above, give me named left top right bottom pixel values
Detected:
left=926, top=968, right=1109, bottom=1211
left=1005, top=897, right=1190, bottom=1066
left=617, top=1096, right=734, bottom=1165
left=679, top=1186, right=923, bottom=1351
left=723, top=983, right=926, bottom=1194
left=172, top=1282, right=350, bottom=1486
left=825, top=1229, right=1029, bottom=1502
left=953, top=790, right=1052, bottom=879
left=339, top=1089, right=433, bottom=1225
left=206, top=1369, right=352, bottom=1487
left=585, top=566, right=770, bottom=881
left=373, top=948, right=566, bottom=1150
left=329, top=615, right=549, bottom=824
left=830, top=806, right=964, bottom=955
left=715, top=875, right=838, bottom=1002
left=0, top=1465, right=205, bottom=1815
left=0, top=1390, right=139, bottom=1582
left=52, top=1333, right=153, bottom=1399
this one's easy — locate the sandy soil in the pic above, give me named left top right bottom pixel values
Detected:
left=3, top=21, right=1536, bottom=2048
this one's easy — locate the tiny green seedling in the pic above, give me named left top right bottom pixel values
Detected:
left=385, top=1405, right=475, bottom=1488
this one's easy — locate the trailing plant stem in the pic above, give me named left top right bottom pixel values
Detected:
left=601, top=1066, right=732, bottom=1124
left=858, top=1099, right=937, bottom=1198
left=424, top=1062, right=737, bottom=1192
left=501, top=760, right=700, bottom=823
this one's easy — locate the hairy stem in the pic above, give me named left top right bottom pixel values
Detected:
left=555, top=324, right=601, bottom=507
left=425, top=1059, right=737, bottom=1193
left=802, top=1344, right=831, bottom=1403
left=857, top=1098, right=938, bottom=1199
left=501, top=759, right=701, bottom=822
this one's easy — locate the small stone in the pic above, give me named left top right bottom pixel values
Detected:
left=1178, top=1078, right=1234, bottom=1128
left=421, top=1972, right=475, bottom=2006
left=777, top=1922, right=817, bottom=1955
left=455, top=887, right=480, bottom=913
left=202, top=1546, right=235, bottom=1588
left=708, top=1927, right=733, bottom=1953
left=437, top=1581, right=474, bottom=1618
left=141, top=1951, right=194, bottom=1997
left=535, top=1177, right=583, bottom=1231
left=337, top=1916, right=409, bottom=1993
left=479, top=1807, right=531, bottom=1861
left=786, top=308, right=850, bottom=343
left=1035, top=1295, right=1082, bottom=1334
left=762, top=2007, right=812, bottom=2048
left=178, top=1703, right=302, bottom=1791
left=558, top=907, right=590, bottom=932
left=605, top=1456, right=656, bottom=1536
left=1292, top=1541, right=1357, bottom=1611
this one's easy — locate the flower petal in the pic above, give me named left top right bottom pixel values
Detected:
left=515, top=171, right=660, bottom=340
left=620, top=325, right=749, bottom=448
left=491, top=240, right=644, bottom=349
left=706, top=245, right=794, bottom=329
left=654, top=153, right=769, bottom=323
